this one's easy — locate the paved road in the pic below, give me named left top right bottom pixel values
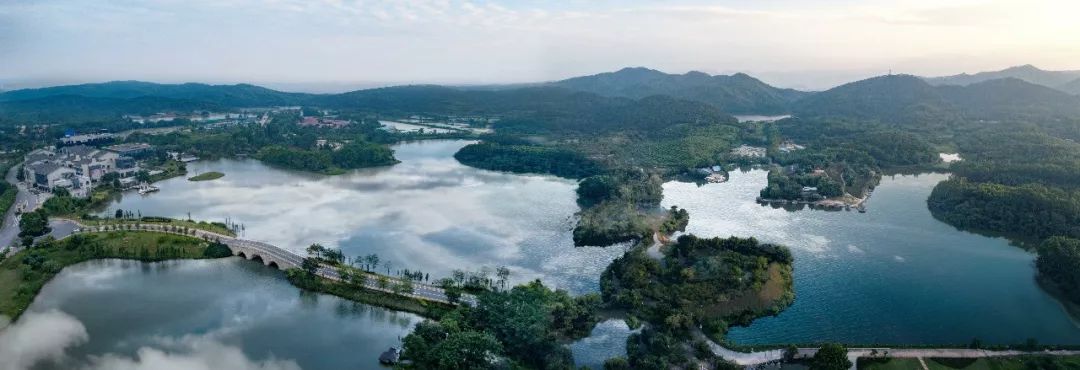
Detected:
left=1, top=163, right=50, bottom=254
left=696, top=330, right=1080, bottom=368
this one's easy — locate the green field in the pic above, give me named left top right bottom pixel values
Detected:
left=187, top=171, right=224, bottom=181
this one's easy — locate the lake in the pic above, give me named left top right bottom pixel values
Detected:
left=96, top=140, right=628, bottom=294
left=663, top=170, right=1080, bottom=345
left=20, top=258, right=421, bottom=370
left=14, top=139, right=1080, bottom=370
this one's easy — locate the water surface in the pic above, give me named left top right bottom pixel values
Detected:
left=97, top=140, right=627, bottom=294
left=663, top=170, right=1080, bottom=345
left=24, top=258, right=420, bottom=370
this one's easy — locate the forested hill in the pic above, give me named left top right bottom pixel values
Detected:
left=792, top=74, right=962, bottom=126
left=938, top=78, right=1080, bottom=120
left=1058, top=78, right=1080, bottom=95
left=924, top=64, right=1080, bottom=92
left=550, top=67, right=808, bottom=114
left=0, top=95, right=225, bottom=122
left=0, top=81, right=734, bottom=134
left=792, top=74, right=1080, bottom=126
left=0, top=81, right=316, bottom=107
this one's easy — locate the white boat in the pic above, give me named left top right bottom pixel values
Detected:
left=137, top=183, right=160, bottom=195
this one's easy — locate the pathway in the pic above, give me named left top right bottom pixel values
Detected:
left=64, top=219, right=475, bottom=306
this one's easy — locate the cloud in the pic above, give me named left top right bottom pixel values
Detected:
left=0, top=310, right=88, bottom=370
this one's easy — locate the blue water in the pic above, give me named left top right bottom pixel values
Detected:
left=663, top=170, right=1080, bottom=345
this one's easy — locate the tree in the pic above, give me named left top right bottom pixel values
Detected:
left=323, top=248, right=345, bottom=264
left=810, top=343, right=851, bottom=370
left=496, top=266, right=511, bottom=291
left=428, top=331, right=503, bottom=370
left=603, top=357, right=630, bottom=370
left=784, top=345, right=799, bottom=361
left=115, top=208, right=125, bottom=219
left=18, top=209, right=51, bottom=237
left=365, top=254, right=379, bottom=272
left=306, top=243, right=326, bottom=259
left=301, top=257, right=319, bottom=276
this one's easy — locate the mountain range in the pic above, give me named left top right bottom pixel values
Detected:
left=924, top=64, right=1080, bottom=95
left=795, top=74, right=1080, bottom=125
left=3, top=65, right=1079, bottom=126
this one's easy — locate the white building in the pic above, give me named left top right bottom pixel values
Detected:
left=22, top=144, right=146, bottom=198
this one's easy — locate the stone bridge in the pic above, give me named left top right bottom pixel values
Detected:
left=68, top=220, right=472, bottom=305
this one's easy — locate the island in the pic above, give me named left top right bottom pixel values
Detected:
left=187, top=171, right=224, bottom=181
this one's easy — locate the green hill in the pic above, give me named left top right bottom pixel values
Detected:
left=0, top=80, right=316, bottom=107
left=793, top=74, right=962, bottom=126
left=551, top=67, right=807, bottom=114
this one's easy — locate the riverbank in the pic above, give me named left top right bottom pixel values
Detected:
left=0, top=231, right=227, bottom=321
left=285, top=269, right=454, bottom=319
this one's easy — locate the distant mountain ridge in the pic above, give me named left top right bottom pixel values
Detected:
left=795, top=74, right=1080, bottom=125
left=924, top=65, right=1080, bottom=95
left=551, top=67, right=808, bottom=114
left=0, top=80, right=317, bottom=107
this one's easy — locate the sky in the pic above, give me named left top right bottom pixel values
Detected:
left=1, top=0, right=1079, bottom=91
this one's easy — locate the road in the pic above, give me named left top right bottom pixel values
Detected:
left=696, top=327, right=1080, bottom=368
left=1, top=162, right=51, bottom=254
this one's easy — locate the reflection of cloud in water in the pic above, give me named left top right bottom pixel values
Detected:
left=0, top=310, right=88, bottom=370
left=97, top=140, right=623, bottom=294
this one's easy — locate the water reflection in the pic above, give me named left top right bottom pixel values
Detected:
left=96, top=140, right=628, bottom=294
left=663, top=169, right=1080, bottom=345
left=23, top=258, right=421, bottom=370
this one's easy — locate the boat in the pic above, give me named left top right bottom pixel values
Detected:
left=137, top=183, right=160, bottom=195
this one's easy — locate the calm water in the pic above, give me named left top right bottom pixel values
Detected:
left=24, top=258, right=421, bottom=370
left=22, top=139, right=1076, bottom=370
left=97, top=140, right=627, bottom=294
left=664, top=170, right=1080, bottom=345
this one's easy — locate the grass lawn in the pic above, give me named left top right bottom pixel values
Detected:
left=75, top=217, right=235, bottom=236
left=188, top=171, right=224, bottom=182
left=0, top=231, right=228, bottom=320
left=859, top=357, right=924, bottom=370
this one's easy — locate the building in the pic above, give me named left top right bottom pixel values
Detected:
left=105, top=142, right=153, bottom=157
left=24, top=162, right=92, bottom=197
left=23, top=144, right=144, bottom=198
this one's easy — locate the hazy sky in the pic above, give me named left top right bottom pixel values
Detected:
left=2, top=0, right=1079, bottom=90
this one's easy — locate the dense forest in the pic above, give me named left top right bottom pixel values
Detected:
left=398, top=280, right=600, bottom=370
left=600, top=235, right=794, bottom=368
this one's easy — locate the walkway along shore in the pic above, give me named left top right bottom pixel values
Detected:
left=694, top=329, right=1080, bottom=368
left=60, top=219, right=476, bottom=306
